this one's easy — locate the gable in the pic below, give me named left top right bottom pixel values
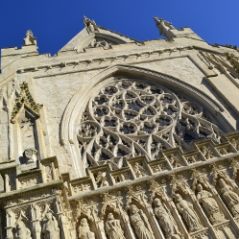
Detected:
left=59, top=17, right=136, bottom=53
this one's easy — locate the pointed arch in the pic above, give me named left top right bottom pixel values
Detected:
left=60, top=65, right=233, bottom=177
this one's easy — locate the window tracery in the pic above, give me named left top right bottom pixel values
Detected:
left=77, top=79, right=221, bottom=168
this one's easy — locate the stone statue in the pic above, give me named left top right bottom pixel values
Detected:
left=154, top=17, right=176, bottom=31
left=154, top=17, right=177, bottom=39
left=41, top=211, right=60, bottom=239
left=14, top=218, right=32, bottom=239
left=231, top=138, right=239, bottom=150
left=23, top=30, right=37, bottom=46
left=129, top=204, right=153, bottom=239
left=174, top=193, right=201, bottom=232
left=96, top=171, right=109, bottom=187
left=160, top=19, right=176, bottom=31
left=153, top=198, right=180, bottom=239
left=23, top=148, right=38, bottom=163
left=196, top=183, right=224, bottom=224
left=78, top=218, right=95, bottom=239
left=201, top=146, right=214, bottom=159
left=83, top=16, right=98, bottom=33
left=133, top=162, right=145, bottom=178
left=88, top=39, right=111, bottom=49
left=105, top=213, right=126, bottom=239
left=218, top=178, right=239, bottom=217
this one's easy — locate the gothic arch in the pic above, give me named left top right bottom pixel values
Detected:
left=94, top=32, right=127, bottom=44
left=60, top=65, right=232, bottom=177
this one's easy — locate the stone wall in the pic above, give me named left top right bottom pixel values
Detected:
left=0, top=17, right=239, bottom=238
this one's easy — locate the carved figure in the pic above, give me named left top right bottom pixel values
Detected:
left=218, top=178, right=239, bottom=217
left=14, top=218, right=32, bottom=239
left=174, top=193, right=201, bottom=232
left=96, top=171, right=109, bottom=187
left=154, top=17, right=176, bottom=35
left=153, top=198, right=180, bottom=239
left=168, top=154, right=181, bottom=167
left=133, top=162, right=145, bottom=177
left=41, top=211, right=60, bottom=239
left=105, top=213, right=126, bottom=239
left=21, top=148, right=38, bottom=164
left=231, top=138, right=239, bottom=150
left=201, top=146, right=214, bottom=159
left=78, top=218, right=95, bottom=239
left=159, top=19, right=176, bottom=31
left=84, top=16, right=98, bottom=33
left=129, top=204, right=153, bottom=239
left=23, top=30, right=37, bottom=46
left=88, top=39, right=111, bottom=49
left=196, top=183, right=224, bottom=224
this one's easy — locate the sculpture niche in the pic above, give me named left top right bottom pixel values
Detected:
left=196, top=183, right=224, bottom=224
left=153, top=198, right=180, bottom=239
left=129, top=204, right=154, bottom=239
left=174, top=193, right=202, bottom=232
left=105, top=212, right=126, bottom=239
left=77, top=218, right=95, bottom=239
left=218, top=178, right=239, bottom=217
left=41, top=211, right=60, bottom=239
left=13, top=218, right=32, bottom=239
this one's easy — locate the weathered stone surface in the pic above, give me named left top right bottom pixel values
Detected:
left=0, top=17, right=239, bottom=238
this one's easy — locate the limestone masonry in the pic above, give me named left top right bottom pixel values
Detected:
left=0, top=16, right=239, bottom=239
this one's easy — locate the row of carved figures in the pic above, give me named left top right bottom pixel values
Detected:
left=7, top=175, right=239, bottom=239
left=11, top=209, right=60, bottom=239
left=76, top=176, right=239, bottom=239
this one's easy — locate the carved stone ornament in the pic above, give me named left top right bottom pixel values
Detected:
left=225, top=53, right=239, bottom=77
left=77, top=217, right=95, bottom=239
left=153, top=198, right=181, bottom=239
left=13, top=215, right=32, bottom=239
left=78, top=79, right=221, bottom=169
left=95, top=171, right=109, bottom=187
left=87, top=38, right=111, bottom=49
left=154, top=17, right=176, bottom=34
left=83, top=16, right=99, bottom=33
left=196, top=183, right=224, bottom=224
left=105, top=212, right=126, bottom=239
left=174, top=193, right=202, bottom=232
left=41, top=210, right=60, bottom=239
left=133, top=162, right=146, bottom=177
left=199, top=51, right=239, bottom=79
left=218, top=178, right=239, bottom=217
left=20, top=148, right=38, bottom=165
left=129, top=204, right=154, bottom=239
left=11, top=82, right=42, bottom=123
left=23, top=30, right=37, bottom=46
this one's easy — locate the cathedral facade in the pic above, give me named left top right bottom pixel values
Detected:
left=0, top=17, right=239, bottom=239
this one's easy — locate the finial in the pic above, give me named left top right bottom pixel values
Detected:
left=23, top=30, right=37, bottom=46
left=154, top=17, right=176, bottom=39
left=83, top=16, right=99, bottom=33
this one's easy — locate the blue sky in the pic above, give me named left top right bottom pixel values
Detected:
left=1, top=0, right=239, bottom=54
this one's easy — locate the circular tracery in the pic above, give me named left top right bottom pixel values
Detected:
left=77, top=79, right=221, bottom=168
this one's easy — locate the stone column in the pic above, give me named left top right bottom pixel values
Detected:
left=30, top=205, right=41, bottom=239
left=6, top=211, right=14, bottom=239
left=55, top=198, right=71, bottom=239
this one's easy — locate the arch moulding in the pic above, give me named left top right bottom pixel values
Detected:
left=60, top=64, right=232, bottom=177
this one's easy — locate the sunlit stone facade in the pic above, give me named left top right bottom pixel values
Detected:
left=0, top=17, right=239, bottom=238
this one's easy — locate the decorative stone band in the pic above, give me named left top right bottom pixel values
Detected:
left=0, top=133, right=239, bottom=238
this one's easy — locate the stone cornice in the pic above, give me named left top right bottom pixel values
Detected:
left=14, top=46, right=234, bottom=78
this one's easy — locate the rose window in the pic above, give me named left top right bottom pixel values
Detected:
left=77, top=79, right=221, bottom=168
